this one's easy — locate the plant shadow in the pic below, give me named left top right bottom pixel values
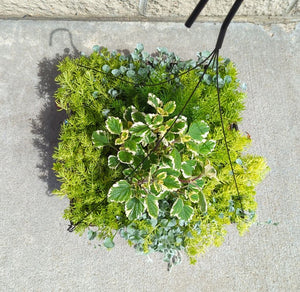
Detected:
left=32, top=28, right=133, bottom=196
left=32, top=47, right=80, bottom=195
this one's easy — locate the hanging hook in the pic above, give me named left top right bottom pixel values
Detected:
left=49, top=28, right=80, bottom=55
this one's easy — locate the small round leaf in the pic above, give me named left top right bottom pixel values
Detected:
left=103, top=237, right=115, bottom=249
left=102, top=64, right=110, bottom=73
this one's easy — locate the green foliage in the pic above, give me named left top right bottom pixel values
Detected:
left=53, top=44, right=269, bottom=269
left=97, top=94, right=216, bottom=225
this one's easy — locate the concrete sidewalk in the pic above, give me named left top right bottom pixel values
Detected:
left=0, top=20, right=299, bottom=291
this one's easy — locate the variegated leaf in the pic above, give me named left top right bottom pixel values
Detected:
left=108, top=180, right=132, bottom=202
left=105, top=116, right=123, bottom=135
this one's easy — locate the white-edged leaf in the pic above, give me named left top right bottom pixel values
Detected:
left=155, top=190, right=169, bottom=200
left=169, top=148, right=181, bottom=171
left=161, top=137, right=170, bottom=147
left=163, top=175, right=181, bottom=191
left=195, top=178, right=205, bottom=189
left=161, top=155, right=172, bottom=167
left=181, top=160, right=197, bottom=178
left=145, top=114, right=163, bottom=129
left=141, top=131, right=156, bottom=146
left=153, top=181, right=161, bottom=193
left=115, top=130, right=129, bottom=145
left=147, top=93, right=163, bottom=109
left=157, top=124, right=167, bottom=134
left=174, top=120, right=188, bottom=134
left=152, top=114, right=163, bottom=126
left=169, top=116, right=188, bottom=134
left=92, top=130, right=109, bottom=148
left=163, top=101, right=176, bottom=114
left=156, top=172, right=167, bottom=180
left=145, top=113, right=155, bottom=125
left=124, top=140, right=138, bottom=154
left=204, top=164, right=218, bottom=180
left=117, top=150, right=134, bottom=164
left=178, top=205, right=194, bottom=221
left=120, top=130, right=129, bottom=141
left=186, top=140, right=200, bottom=154
left=170, top=199, right=194, bottom=221
left=189, top=192, right=199, bottom=203
left=125, top=198, right=144, bottom=220
left=165, top=132, right=175, bottom=142
left=135, top=144, right=146, bottom=157
left=105, top=116, right=123, bottom=135
left=122, top=168, right=132, bottom=176
left=198, top=140, right=216, bottom=155
left=108, top=155, right=119, bottom=169
left=108, top=180, right=132, bottom=202
left=146, top=194, right=159, bottom=218
left=129, top=122, right=149, bottom=137
left=188, top=120, right=209, bottom=142
left=180, top=134, right=191, bottom=143
left=156, top=107, right=169, bottom=116
left=170, top=198, right=184, bottom=216
left=156, top=168, right=180, bottom=177
left=123, top=105, right=136, bottom=122
left=115, top=138, right=123, bottom=145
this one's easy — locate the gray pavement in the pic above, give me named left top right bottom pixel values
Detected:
left=0, top=20, right=299, bottom=291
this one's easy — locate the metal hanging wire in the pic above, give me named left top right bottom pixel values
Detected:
left=67, top=0, right=246, bottom=232
left=185, top=0, right=246, bottom=216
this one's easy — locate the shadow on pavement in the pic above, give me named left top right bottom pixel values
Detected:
left=31, top=50, right=69, bottom=195
left=31, top=28, right=81, bottom=195
left=31, top=28, right=133, bottom=195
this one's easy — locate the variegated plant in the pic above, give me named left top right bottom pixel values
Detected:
left=92, top=93, right=217, bottom=222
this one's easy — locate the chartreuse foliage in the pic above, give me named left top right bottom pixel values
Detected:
left=53, top=44, right=269, bottom=269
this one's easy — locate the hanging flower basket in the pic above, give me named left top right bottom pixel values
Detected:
left=53, top=44, right=269, bottom=269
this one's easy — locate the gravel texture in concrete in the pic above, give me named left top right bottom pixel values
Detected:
left=0, top=20, right=299, bottom=291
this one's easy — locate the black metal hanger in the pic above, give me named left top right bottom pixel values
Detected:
left=186, top=0, right=244, bottom=50
left=185, top=0, right=245, bottom=216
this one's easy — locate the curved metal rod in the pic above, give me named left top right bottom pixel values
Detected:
left=185, top=0, right=244, bottom=49
left=185, top=0, right=209, bottom=28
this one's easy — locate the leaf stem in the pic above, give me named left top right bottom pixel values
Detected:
left=179, top=174, right=202, bottom=184
left=108, top=144, right=119, bottom=152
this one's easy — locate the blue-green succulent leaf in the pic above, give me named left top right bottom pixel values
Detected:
left=103, top=237, right=115, bottom=248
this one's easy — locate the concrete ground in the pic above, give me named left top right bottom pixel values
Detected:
left=0, top=20, right=299, bottom=291
left=0, top=0, right=299, bottom=19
